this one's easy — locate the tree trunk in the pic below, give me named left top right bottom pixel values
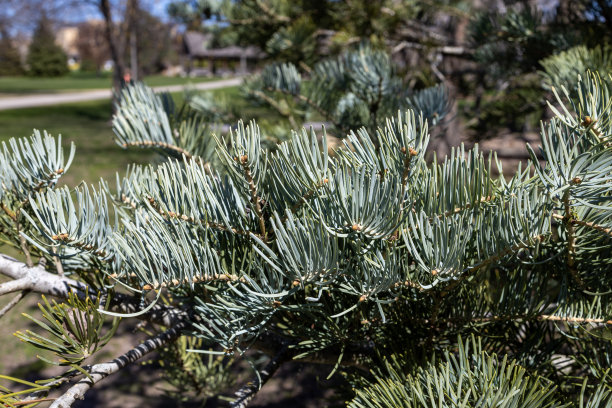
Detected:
left=99, top=0, right=124, bottom=97
left=127, top=0, right=139, bottom=81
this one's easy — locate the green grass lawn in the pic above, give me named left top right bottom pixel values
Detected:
left=0, top=72, right=220, bottom=95
left=0, top=85, right=286, bottom=187
left=0, top=99, right=152, bottom=187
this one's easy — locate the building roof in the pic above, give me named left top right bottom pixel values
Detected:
left=183, top=31, right=264, bottom=59
left=183, top=31, right=213, bottom=56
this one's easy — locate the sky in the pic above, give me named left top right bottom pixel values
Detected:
left=61, top=0, right=176, bottom=25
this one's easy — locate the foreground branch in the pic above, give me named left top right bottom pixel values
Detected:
left=0, top=254, right=187, bottom=327
left=0, top=277, right=31, bottom=296
left=0, top=289, right=30, bottom=318
left=230, top=345, right=288, bottom=408
left=49, top=321, right=188, bottom=408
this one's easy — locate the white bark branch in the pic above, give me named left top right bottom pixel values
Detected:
left=49, top=321, right=187, bottom=408
left=0, top=277, right=31, bottom=296
left=0, top=254, right=187, bottom=327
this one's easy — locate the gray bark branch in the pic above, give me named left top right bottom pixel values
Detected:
left=49, top=321, right=187, bottom=408
left=230, top=345, right=288, bottom=408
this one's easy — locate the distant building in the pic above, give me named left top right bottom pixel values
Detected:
left=182, top=31, right=264, bottom=76
left=56, top=26, right=80, bottom=69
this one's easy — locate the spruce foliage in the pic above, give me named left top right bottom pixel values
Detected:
left=0, top=41, right=611, bottom=408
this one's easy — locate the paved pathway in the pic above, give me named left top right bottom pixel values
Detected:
left=0, top=77, right=242, bottom=111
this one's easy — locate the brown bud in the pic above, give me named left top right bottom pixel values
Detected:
left=400, top=147, right=407, bottom=154
left=322, top=178, right=329, bottom=184
left=352, top=224, right=362, bottom=231
left=56, top=168, right=64, bottom=174
left=359, top=294, right=367, bottom=302
left=431, top=269, right=438, bottom=276
left=408, top=148, right=418, bottom=156
left=582, top=116, right=594, bottom=126
left=292, top=279, right=300, bottom=287
left=272, top=300, right=281, bottom=308
left=142, top=284, right=153, bottom=291
left=571, top=177, right=582, bottom=185
left=240, top=155, right=248, bottom=164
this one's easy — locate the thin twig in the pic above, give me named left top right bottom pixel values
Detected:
left=439, top=235, right=545, bottom=298
left=121, top=141, right=193, bottom=159
left=552, top=213, right=612, bottom=238
left=230, top=345, right=288, bottom=408
left=9, top=397, right=56, bottom=406
left=0, top=289, right=30, bottom=318
left=48, top=321, right=188, bottom=408
left=6, top=205, right=34, bottom=268
left=283, top=178, right=329, bottom=221
left=254, top=0, right=291, bottom=23
left=239, top=157, right=266, bottom=238
left=54, top=255, right=64, bottom=277
left=265, top=87, right=341, bottom=132
left=439, top=196, right=495, bottom=218
left=249, top=89, right=299, bottom=129
left=561, top=192, right=585, bottom=288
left=144, top=195, right=260, bottom=238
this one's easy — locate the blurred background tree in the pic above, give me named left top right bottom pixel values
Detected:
left=26, top=16, right=69, bottom=77
left=0, top=29, right=23, bottom=75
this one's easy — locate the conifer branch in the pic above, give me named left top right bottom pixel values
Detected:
left=439, top=235, right=546, bottom=298
left=561, top=191, right=585, bottom=288
left=249, top=89, right=299, bottom=129
left=239, top=155, right=267, bottom=238
left=440, top=195, right=496, bottom=218
left=145, top=195, right=257, bottom=237
left=121, top=141, right=193, bottom=159
left=285, top=178, right=329, bottom=220
left=0, top=289, right=29, bottom=319
left=48, top=321, right=187, bottom=408
left=0, top=254, right=187, bottom=327
left=537, top=314, right=612, bottom=325
left=1, top=203, right=33, bottom=267
left=552, top=213, right=612, bottom=238
left=230, top=345, right=288, bottom=408
left=0, top=277, right=32, bottom=296
left=254, top=0, right=291, bottom=23
left=120, top=272, right=245, bottom=291
left=265, top=87, right=339, bottom=130
left=461, top=314, right=612, bottom=326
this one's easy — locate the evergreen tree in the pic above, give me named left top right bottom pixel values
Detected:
left=26, top=16, right=68, bottom=77
left=0, top=30, right=24, bottom=76
left=0, top=61, right=610, bottom=406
